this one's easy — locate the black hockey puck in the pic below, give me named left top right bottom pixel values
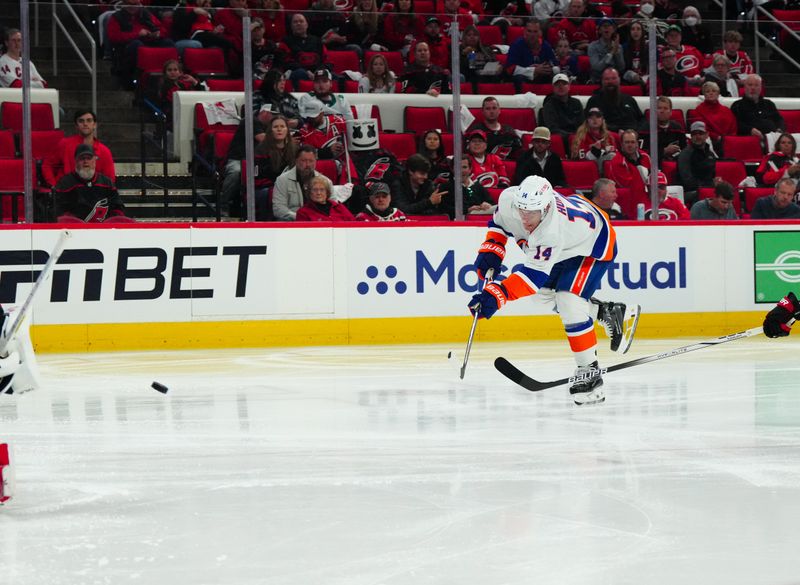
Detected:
left=151, top=381, right=169, bottom=394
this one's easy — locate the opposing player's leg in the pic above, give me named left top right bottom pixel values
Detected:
left=591, top=298, right=641, bottom=354
left=554, top=291, right=605, bottom=405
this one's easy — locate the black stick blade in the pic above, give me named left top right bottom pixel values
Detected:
left=494, top=357, right=570, bottom=392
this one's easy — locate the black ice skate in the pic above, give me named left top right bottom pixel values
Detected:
left=569, top=361, right=605, bottom=405
left=596, top=301, right=641, bottom=354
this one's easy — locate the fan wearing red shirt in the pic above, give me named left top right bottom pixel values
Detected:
left=43, top=110, right=117, bottom=189
left=547, top=0, right=597, bottom=53
left=295, top=175, right=356, bottom=221
left=645, top=171, right=690, bottom=220
left=606, top=129, right=651, bottom=205
left=691, top=80, right=738, bottom=144
left=465, top=130, right=510, bottom=188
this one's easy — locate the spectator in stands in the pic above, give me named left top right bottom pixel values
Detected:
left=689, top=180, right=738, bottom=219
left=383, top=0, right=422, bottom=55
left=656, top=48, right=689, bottom=96
left=466, top=97, right=522, bottom=161
left=547, top=0, right=596, bottom=53
left=756, top=133, right=800, bottom=186
left=750, top=178, right=800, bottom=219
left=539, top=73, right=584, bottom=141
left=249, top=18, right=273, bottom=66
left=272, top=145, right=322, bottom=220
left=415, top=18, right=450, bottom=70
left=692, top=81, right=737, bottom=149
left=392, top=153, right=450, bottom=216
left=341, top=0, right=383, bottom=58
left=255, top=69, right=301, bottom=128
left=588, top=177, right=627, bottom=219
left=679, top=6, right=711, bottom=55
left=221, top=106, right=268, bottom=217
left=731, top=75, right=786, bottom=139
left=611, top=1, right=635, bottom=43
left=307, top=0, right=347, bottom=48
left=44, top=110, right=117, bottom=189
left=506, top=18, right=556, bottom=90
left=606, top=129, right=651, bottom=204
left=662, top=24, right=703, bottom=81
left=552, top=37, right=582, bottom=82
left=449, top=157, right=494, bottom=218
left=253, top=115, right=298, bottom=220
left=438, top=0, right=475, bottom=38
left=713, top=30, right=754, bottom=79
left=634, top=0, right=668, bottom=41
left=107, top=0, right=174, bottom=85
left=0, top=29, right=47, bottom=88
left=215, top=0, right=249, bottom=63
left=401, top=41, right=449, bottom=95
left=297, top=101, right=347, bottom=160
left=417, top=130, right=451, bottom=184
left=460, top=25, right=502, bottom=86
left=252, top=0, right=287, bottom=42
left=646, top=171, right=690, bottom=220
left=588, top=18, right=624, bottom=83
left=54, top=145, right=133, bottom=224
left=531, top=0, right=570, bottom=21
left=158, top=60, right=200, bottom=129
left=169, top=0, right=237, bottom=58
left=652, top=95, right=686, bottom=164
left=465, top=129, right=510, bottom=188
left=356, top=182, right=407, bottom=221
left=359, top=54, right=397, bottom=94
left=296, top=175, right=356, bottom=221
left=585, top=67, right=643, bottom=132
left=513, top=126, right=567, bottom=187
left=702, top=54, right=740, bottom=98
left=622, top=20, right=648, bottom=86
left=677, top=120, right=718, bottom=205
left=482, top=0, right=525, bottom=25
left=283, top=13, right=324, bottom=82
left=570, top=106, right=619, bottom=163
left=298, top=69, right=354, bottom=121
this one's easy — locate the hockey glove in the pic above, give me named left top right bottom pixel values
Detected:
left=474, top=239, right=505, bottom=281
left=763, top=292, right=800, bottom=338
left=469, top=282, right=508, bottom=320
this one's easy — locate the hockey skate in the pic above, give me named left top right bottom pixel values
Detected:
left=569, top=361, right=605, bottom=405
left=596, top=301, right=641, bottom=354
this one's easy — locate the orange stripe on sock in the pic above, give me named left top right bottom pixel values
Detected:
left=567, top=329, right=597, bottom=353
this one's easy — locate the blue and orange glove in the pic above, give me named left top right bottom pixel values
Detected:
left=469, top=282, right=509, bottom=320
left=474, top=239, right=505, bottom=281
left=763, top=292, right=800, bottom=338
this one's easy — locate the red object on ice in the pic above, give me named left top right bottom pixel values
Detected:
left=0, top=443, right=12, bottom=504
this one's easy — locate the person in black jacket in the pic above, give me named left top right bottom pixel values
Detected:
left=731, top=74, right=785, bottom=139
left=54, top=145, right=133, bottom=223
left=391, top=154, right=450, bottom=216
left=539, top=74, right=584, bottom=142
left=513, top=126, right=567, bottom=187
left=584, top=66, right=643, bottom=132
left=676, top=120, right=718, bottom=204
left=750, top=178, right=800, bottom=219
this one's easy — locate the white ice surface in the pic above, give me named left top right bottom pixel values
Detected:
left=2, top=337, right=800, bottom=585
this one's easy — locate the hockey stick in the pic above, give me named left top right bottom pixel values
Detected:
left=0, top=230, right=71, bottom=356
left=460, top=268, right=494, bottom=379
left=495, top=326, right=764, bottom=392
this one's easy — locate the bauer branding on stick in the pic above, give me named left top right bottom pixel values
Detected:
left=151, top=381, right=169, bottom=394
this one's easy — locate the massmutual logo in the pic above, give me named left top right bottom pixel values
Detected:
left=356, top=248, right=688, bottom=296
left=754, top=231, right=800, bottom=302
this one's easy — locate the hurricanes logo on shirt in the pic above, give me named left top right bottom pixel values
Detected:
left=675, top=53, right=700, bottom=74
left=475, top=171, right=500, bottom=188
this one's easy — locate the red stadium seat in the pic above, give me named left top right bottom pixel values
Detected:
left=135, top=46, right=178, bottom=93
left=182, top=47, right=227, bottom=77
left=326, top=50, right=361, bottom=74
left=722, top=135, right=764, bottom=163
left=661, top=160, right=678, bottom=184
left=0, top=130, right=15, bottom=158
left=194, top=102, right=239, bottom=158
left=1, top=102, right=55, bottom=132
left=506, top=25, right=524, bottom=44
left=744, top=187, right=774, bottom=214
left=465, top=213, right=493, bottom=222
left=343, top=79, right=359, bottom=93
left=378, top=132, right=416, bottom=162
left=715, top=160, right=747, bottom=187
left=499, top=108, right=536, bottom=132
left=206, top=78, right=245, bottom=91
left=504, top=160, right=516, bottom=180
left=562, top=160, right=600, bottom=190
left=364, top=51, right=405, bottom=77
left=476, top=82, right=516, bottom=95
left=522, top=83, right=553, bottom=95
left=698, top=186, right=742, bottom=214
left=295, top=79, right=314, bottom=92
left=614, top=187, right=639, bottom=219
left=415, top=0, right=435, bottom=15
left=316, top=159, right=341, bottom=184
left=440, top=132, right=454, bottom=156
left=550, top=134, right=566, bottom=158
left=780, top=110, right=800, bottom=133
left=0, top=158, right=31, bottom=222
left=619, top=85, right=643, bottom=96
left=406, top=214, right=451, bottom=221
left=569, top=84, right=600, bottom=95
left=24, top=130, right=65, bottom=161
left=476, top=25, right=503, bottom=46
left=213, top=131, right=236, bottom=168
left=486, top=187, right=503, bottom=203
left=404, top=106, right=448, bottom=136
left=459, top=83, right=475, bottom=94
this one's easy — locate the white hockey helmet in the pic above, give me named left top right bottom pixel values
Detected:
left=515, top=176, right=555, bottom=213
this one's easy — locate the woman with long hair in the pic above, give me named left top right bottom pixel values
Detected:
left=359, top=53, right=397, bottom=93
left=756, top=133, right=800, bottom=186
left=570, top=107, right=620, bottom=163
left=622, top=20, right=648, bottom=83
left=459, top=25, right=501, bottom=86
left=342, top=0, right=382, bottom=53
left=253, top=115, right=298, bottom=220
left=382, top=0, right=421, bottom=54
left=417, top=129, right=450, bottom=184
left=255, top=69, right=301, bottom=127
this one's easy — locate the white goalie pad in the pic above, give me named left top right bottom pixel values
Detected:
left=0, top=308, right=42, bottom=396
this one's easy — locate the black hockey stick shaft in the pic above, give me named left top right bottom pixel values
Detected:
left=495, top=326, right=764, bottom=392
left=460, top=268, right=494, bottom=379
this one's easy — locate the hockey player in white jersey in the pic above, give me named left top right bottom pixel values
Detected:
left=469, top=175, right=640, bottom=405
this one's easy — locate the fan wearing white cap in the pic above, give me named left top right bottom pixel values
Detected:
left=469, top=175, right=640, bottom=405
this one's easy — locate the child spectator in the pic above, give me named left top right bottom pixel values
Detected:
left=159, top=60, right=201, bottom=128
